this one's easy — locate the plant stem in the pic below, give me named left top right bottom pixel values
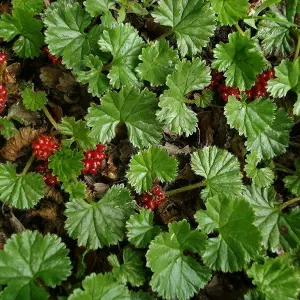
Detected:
left=43, top=106, right=58, bottom=129
left=235, top=24, right=245, bottom=36
left=293, top=32, right=300, bottom=63
left=22, top=155, right=35, bottom=175
left=184, top=98, right=197, bottom=105
left=153, top=30, right=173, bottom=42
left=280, top=197, right=300, bottom=211
left=166, top=181, right=205, bottom=196
left=244, top=15, right=299, bottom=27
left=274, top=163, right=296, bottom=175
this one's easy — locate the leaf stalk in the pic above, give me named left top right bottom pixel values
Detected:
left=166, top=181, right=205, bottom=196
left=280, top=197, right=300, bottom=211
left=22, top=155, right=35, bottom=175
left=43, top=106, right=58, bottom=129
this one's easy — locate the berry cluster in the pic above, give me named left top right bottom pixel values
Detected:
left=209, top=69, right=275, bottom=102
left=141, top=185, right=166, bottom=210
left=245, top=69, right=275, bottom=99
left=0, top=53, right=8, bottom=111
left=35, top=162, right=58, bottom=185
left=43, top=46, right=62, bottom=64
left=32, top=134, right=60, bottom=160
left=82, top=144, right=106, bottom=175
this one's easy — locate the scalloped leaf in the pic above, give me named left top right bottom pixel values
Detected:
left=211, top=0, right=249, bottom=25
left=212, top=32, right=265, bottom=90
left=126, top=208, right=161, bottom=248
left=0, top=118, right=18, bottom=139
left=98, top=23, right=145, bottom=88
left=48, top=147, right=84, bottom=182
left=0, top=8, right=44, bottom=58
left=284, top=158, right=300, bottom=196
left=21, top=87, right=47, bottom=111
left=84, top=0, right=114, bottom=16
left=152, top=0, right=216, bottom=56
left=65, top=185, right=135, bottom=249
left=136, top=40, right=179, bottom=86
left=225, top=96, right=276, bottom=138
left=195, top=195, right=262, bottom=272
left=12, top=0, right=44, bottom=13
left=146, top=220, right=211, bottom=300
left=68, top=273, right=131, bottom=300
left=127, top=146, right=178, bottom=193
left=246, top=109, right=293, bottom=160
left=108, top=248, right=146, bottom=287
left=191, top=146, right=243, bottom=200
left=44, top=3, right=102, bottom=69
left=86, top=86, right=162, bottom=148
left=244, top=152, right=275, bottom=187
left=58, top=117, right=96, bottom=150
left=242, top=186, right=281, bottom=251
left=247, top=256, right=300, bottom=300
left=0, top=162, right=44, bottom=209
left=0, top=231, right=71, bottom=300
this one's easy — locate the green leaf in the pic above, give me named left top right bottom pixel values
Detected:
left=212, top=32, right=265, bottom=90
left=108, top=248, right=146, bottom=287
left=257, top=16, right=294, bottom=57
left=246, top=109, right=293, bottom=160
left=146, top=220, right=211, bottom=300
left=279, top=207, right=300, bottom=251
left=58, top=117, right=96, bottom=150
left=135, top=40, right=179, bottom=86
left=126, top=208, right=161, bottom=248
left=74, top=55, right=110, bottom=97
left=286, top=0, right=300, bottom=22
left=44, top=3, right=102, bottom=69
left=267, top=58, right=300, bottom=115
left=65, top=185, right=135, bottom=249
left=156, top=58, right=211, bottom=136
left=130, top=291, right=156, bottom=300
left=284, top=158, right=300, bottom=196
left=0, top=118, right=18, bottom=138
left=12, top=0, right=44, bottom=13
left=84, top=0, right=114, bottom=16
left=225, top=96, right=276, bottom=138
left=127, top=146, right=178, bottom=193
left=194, top=89, right=213, bottom=108
left=242, top=186, right=280, bottom=251
left=195, top=195, right=262, bottom=272
left=211, top=0, right=249, bottom=25
left=191, top=146, right=243, bottom=200
left=98, top=23, right=145, bottom=88
left=21, top=87, right=47, bottom=111
left=86, top=86, right=162, bottom=148
left=152, top=0, right=216, bottom=56
left=63, top=181, right=87, bottom=201
left=247, top=256, right=300, bottom=300
left=0, top=231, right=71, bottom=300
left=48, top=147, right=84, bottom=182
left=68, top=273, right=131, bottom=300
left=244, top=152, right=275, bottom=187
left=0, top=9, right=44, bottom=58
left=0, top=162, right=44, bottom=209
left=244, top=290, right=266, bottom=300
left=126, top=2, right=148, bottom=16
left=157, top=88, right=198, bottom=137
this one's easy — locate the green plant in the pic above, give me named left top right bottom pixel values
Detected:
left=0, top=0, right=300, bottom=299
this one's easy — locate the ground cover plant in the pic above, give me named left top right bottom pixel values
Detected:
left=0, top=0, right=300, bottom=299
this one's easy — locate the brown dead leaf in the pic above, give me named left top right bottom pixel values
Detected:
left=0, top=232, right=7, bottom=250
left=101, top=154, right=119, bottom=180
left=1, top=127, right=44, bottom=161
left=40, top=66, right=64, bottom=88
left=27, top=202, right=57, bottom=223
left=198, top=111, right=214, bottom=146
left=8, top=209, right=25, bottom=233
left=94, top=183, right=109, bottom=198
left=8, top=102, right=40, bottom=126
left=57, top=72, right=78, bottom=94
left=44, top=186, right=64, bottom=204
left=164, top=143, right=191, bottom=156
left=3, top=62, right=21, bottom=86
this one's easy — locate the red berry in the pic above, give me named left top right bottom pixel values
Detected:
left=82, top=144, right=106, bottom=175
left=141, top=194, right=152, bottom=203
left=35, top=162, right=58, bottom=185
left=0, top=95, right=6, bottom=110
left=32, top=134, right=60, bottom=160
left=141, top=185, right=166, bottom=209
left=0, top=53, right=7, bottom=66
left=266, top=69, right=275, bottom=79
left=144, top=201, right=156, bottom=210
left=43, top=46, right=62, bottom=64
left=0, top=85, right=8, bottom=98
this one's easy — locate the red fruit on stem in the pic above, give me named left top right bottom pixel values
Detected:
left=0, top=96, right=6, bottom=110
left=140, top=185, right=166, bottom=210
left=35, top=162, right=58, bottom=185
left=0, top=53, right=7, bottom=66
left=82, top=144, right=106, bottom=175
left=32, top=134, right=60, bottom=160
